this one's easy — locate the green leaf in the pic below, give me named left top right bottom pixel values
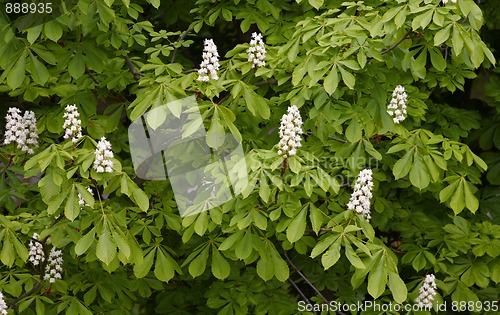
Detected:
left=189, top=246, right=209, bottom=278
left=27, top=24, right=42, bottom=44
left=68, top=52, right=85, bottom=79
left=7, top=50, right=27, bottom=90
left=393, top=149, right=413, bottom=179
left=344, top=240, right=365, bottom=269
left=132, top=188, right=149, bottom=212
left=12, top=234, right=29, bottom=262
left=35, top=298, right=45, bottom=315
left=308, top=0, right=324, bottom=10
left=256, top=256, right=274, bottom=281
left=29, top=52, right=49, bottom=85
left=434, top=24, right=451, bottom=46
left=47, top=188, right=69, bottom=215
left=345, top=119, right=362, bottom=143
left=64, top=185, right=80, bottom=221
left=367, top=255, right=387, bottom=299
left=363, top=140, right=382, bottom=160
left=206, top=110, right=225, bottom=149
left=269, top=245, right=289, bottom=281
left=452, top=26, right=464, bottom=55
left=286, top=205, right=308, bottom=243
left=243, top=87, right=270, bottom=119
left=321, top=239, right=341, bottom=270
left=309, top=203, right=323, bottom=234
left=75, top=228, right=96, bottom=256
left=394, top=6, right=407, bottom=28
left=324, top=66, right=338, bottom=95
left=463, top=180, right=479, bottom=213
left=388, top=271, right=407, bottom=303
left=288, top=156, right=301, bottom=174
left=43, top=20, right=63, bottom=42
left=96, top=226, right=117, bottom=265
left=311, top=234, right=337, bottom=258
left=429, top=47, right=446, bottom=72
left=235, top=230, right=253, bottom=260
left=409, top=154, right=430, bottom=189
left=450, top=179, right=465, bottom=214
left=146, top=107, right=166, bottom=131
left=338, top=66, right=355, bottom=89
left=259, top=172, right=271, bottom=203
left=1, top=233, right=15, bottom=267
left=491, top=263, right=500, bottom=283
left=150, top=0, right=160, bottom=8
left=155, top=249, right=175, bottom=282
left=134, top=248, right=155, bottom=278
left=412, top=252, right=426, bottom=271
left=439, top=178, right=460, bottom=203
left=111, top=228, right=131, bottom=259
left=287, top=38, right=300, bottom=62
left=211, top=246, right=230, bottom=280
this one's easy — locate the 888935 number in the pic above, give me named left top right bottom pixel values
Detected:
left=5, top=2, right=52, bottom=14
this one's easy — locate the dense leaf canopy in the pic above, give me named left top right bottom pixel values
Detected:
left=0, top=0, right=499, bottom=314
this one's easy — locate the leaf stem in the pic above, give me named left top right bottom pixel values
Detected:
left=381, top=30, right=412, bottom=55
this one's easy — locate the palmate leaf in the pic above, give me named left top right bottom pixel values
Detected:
left=440, top=177, right=479, bottom=214
left=96, top=226, right=117, bottom=266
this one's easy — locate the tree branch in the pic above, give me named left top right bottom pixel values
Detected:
left=171, top=27, right=194, bottom=64
left=287, top=278, right=318, bottom=315
left=0, top=156, right=14, bottom=176
left=381, top=30, right=412, bottom=55
left=125, top=54, right=144, bottom=80
left=254, top=79, right=277, bottom=87
left=7, top=282, right=42, bottom=309
left=85, top=66, right=99, bottom=84
left=284, top=252, right=328, bottom=303
left=182, top=69, right=199, bottom=74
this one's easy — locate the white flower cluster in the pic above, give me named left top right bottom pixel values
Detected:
left=347, top=169, right=374, bottom=220
left=247, top=32, right=266, bottom=68
left=442, top=0, right=456, bottom=4
left=44, top=247, right=63, bottom=283
left=198, top=39, right=220, bottom=82
left=28, top=233, right=45, bottom=266
left=387, top=85, right=407, bottom=124
left=277, top=105, right=303, bottom=157
left=3, top=107, right=39, bottom=154
left=62, top=104, right=83, bottom=143
left=415, top=274, right=437, bottom=309
left=0, top=291, right=7, bottom=315
left=78, top=187, right=94, bottom=208
left=93, top=137, right=114, bottom=173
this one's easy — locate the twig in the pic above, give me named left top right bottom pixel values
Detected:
left=287, top=278, right=318, bottom=315
left=182, top=69, right=199, bottom=74
left=124, top=54, right=144, bottom=80
left=85, top=66, right=99, bottom=84
left=171, top=27, right=194, bottom=64
left=329, top=136, right=347, bottom=143
left=274, top=158, right=288, bottom=203
left=284, top=252, right=329, bottom=303
left=254, top=79, right=277, bottom=87
left=7, top=282, right=42, bottom=308
left=305, top=227, right=334, bottom=233
left=381, top=30, right=412, bottom=55
left=217, top=94, right=230, bottom=105
left=0, top=156, right=14, bottom=176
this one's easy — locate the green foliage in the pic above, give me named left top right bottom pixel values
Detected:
left=1, top=0, right=500, bottom=314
